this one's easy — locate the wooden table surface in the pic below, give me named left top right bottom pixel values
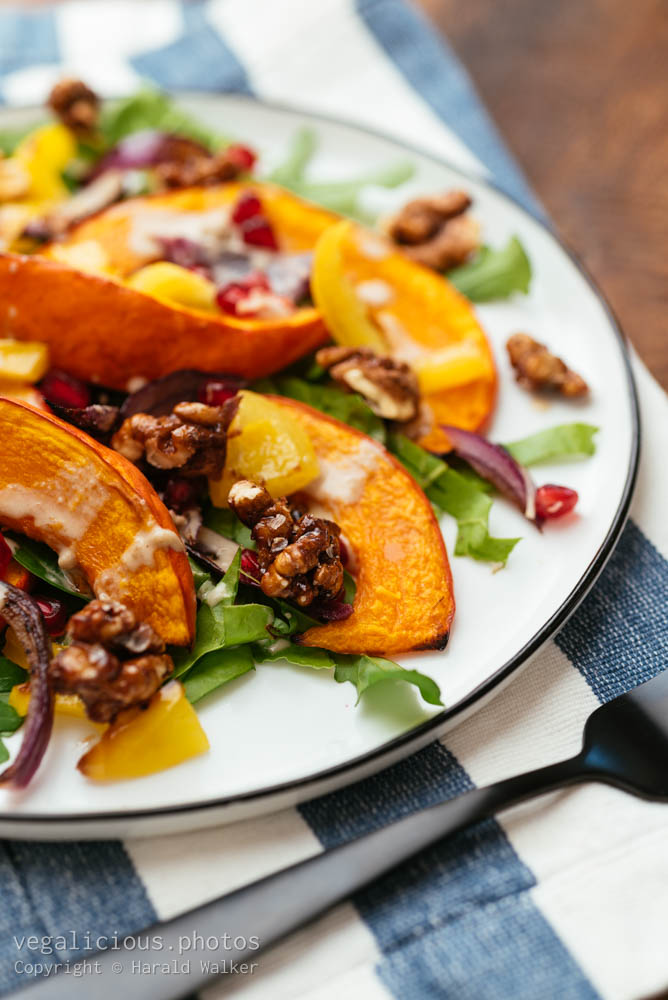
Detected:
left=417, top=0, right=668, bottom=388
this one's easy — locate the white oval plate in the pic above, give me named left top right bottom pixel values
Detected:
left=0, top=95, right=638, bottom=839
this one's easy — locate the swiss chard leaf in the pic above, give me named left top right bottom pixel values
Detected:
left=448, top=237, right=532, bottom=302
left=183, top=646, right=255, bottom=704
left=505, top=423, right=599, bottom=465
left=99, top=87, right=229, bottom=150
left=11, top=536, right=91, bottom=600
left=255, top=375, right=386, bottom=442
left=388, top=434, right=519, bottom=565
left=0, top=700, right=23, bottom=735
left=0, top=657, right=27, bottom=693
left=333, top=654, right=443, bottom=707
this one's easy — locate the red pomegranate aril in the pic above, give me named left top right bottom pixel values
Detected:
left=240, top=549, right=262, bottom=584
left=0, top=533, right=11, bottom=579
left=164, top=477, right=198, bottom=513
left=535, top=484, right=578, bottom=521
left=216, top=272, right=270, bottom=315
left=198, top=380, right=238, bottom=406
left=241, top=215, right=279, bottom=250
left=40, top=370, right=91, bottom=410
left=225, top=144, right=257, bottom=173
left=231, top=190, right=262, bottom=225
left=34, top=595, right=69, bottom=636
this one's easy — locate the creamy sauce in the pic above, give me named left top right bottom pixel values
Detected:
left=128, top=207, right=233, bottom=259
left=0, top=473, right=105, bottom=544
left=198, top=576, right=234, bottom=608
left=119, top=525, right=185, bottom=572
left=355, top=279, right=394, bottom=307
left=308, top=440, right=382, bottom=505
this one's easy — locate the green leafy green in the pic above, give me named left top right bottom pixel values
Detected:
left=388, top=434, right=519, bottom=564
left=254, top=375, right=386, bottom=442
left=99, top=87, right=229, bottom=150
left=333, top=654, right=443, bottom=706
left=174, top=553, right=272, bottom=677
left=266, top=599, right=320, bottom=637
left=448, top=237, right=532, bottom=302
left=0, top=739, right=8, bottom=765
left=0, top=123, right=44, bottom=155
left=0, top=657, right=27, bottom=693
left=203, top=506, right=254, bottom=548
left=0, top=700, right=22, bottom=735
left=505, top=423, right=599, bottom=465
left=11, top=536, right=90, bottom=600
left=183, top=646, right=255, bottom=704
left=254, top=640, right=335, bottom=670
left=267, top=127, right=318, bottom=186
left=188, top=556, right=212, bottom=592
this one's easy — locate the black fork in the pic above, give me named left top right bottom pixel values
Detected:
left=17, top=669, right=668, bottom=1000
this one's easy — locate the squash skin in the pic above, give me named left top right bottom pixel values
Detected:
left=0, top=397, right=196, bottom=645
left=271, top=398, right=454, bottom=656
left=0, top=182, right=338, bottom=389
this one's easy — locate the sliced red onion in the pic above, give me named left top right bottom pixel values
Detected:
left=121, top=370, right=243, bottom=419
left=0, top=584, right=54, bottom=789
left=442, top=424, right=538, bottom=524
left=89, top=131, right=209, bottom=179
left=311, top=599, right=354, bottom=622
left=48, top=403, right=120, bottom=439
left=195, top=527, right=239, bottom=574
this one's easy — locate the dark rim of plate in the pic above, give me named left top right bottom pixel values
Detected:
left=0, top=95, right=640, bottom=827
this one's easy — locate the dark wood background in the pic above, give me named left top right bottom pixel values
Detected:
left=417, top=0, right=668, bottom=388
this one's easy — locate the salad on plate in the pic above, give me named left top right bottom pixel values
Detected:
left=0, top=81, right=596, bottom=790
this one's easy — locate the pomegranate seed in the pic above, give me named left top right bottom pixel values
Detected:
left=40, top=370, right=91, bottom=410
left=0, top=533, right=11, bottom=579
left=34, top=595, right=69, bottom=636
left=315, top=600, right=354, bottom=623
left=535, top=484, right=578, bottom=521
left=240, top=549, right=262, bottom=584
left=216, top=272, right=270, bottom=315
left=198, top=381, right=238, bottom=406
left=164, top=478, right=197, bottom=513
left=231, top=190, right=262, bottom=225
left=240, top=215, right=279, bottom=250
left=226, top=144, right=257, bottom=172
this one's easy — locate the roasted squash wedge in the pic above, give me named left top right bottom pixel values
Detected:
left=271, top=398, right=454, bottom=655
left=0, top=397, right=195, bottom=645
left=0, top=183, right=337, bottom=389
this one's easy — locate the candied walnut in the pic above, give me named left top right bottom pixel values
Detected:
left=388, top=189, right=479, bottom=270
left=316, top=346, right=419, bottom=423
left=228, top=480, right=345, bottom=608
left=49, top=599, right=173, bottom=723
left=506, top=333, right=589, bottom=398
left=48, top=77, right=99, bottom=134
left=156, top=149, right=244, bottom=190
left=112, top=400, right=236, bottom=477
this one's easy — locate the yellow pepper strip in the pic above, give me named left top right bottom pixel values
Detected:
left=77, top=681, right=209, bottom=781
left=0, top=339, right=49, bottom=384
left=13, top=123, right=77, bottom=202
left=311, top=220, right=387, bottom=352
left=126, top=262, right=218, bottom=312
left=209, top=390, right=319, bottom=506
left=9, top=682, right=91, bottom=722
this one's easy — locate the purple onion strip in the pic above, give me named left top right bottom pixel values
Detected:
left=0, top=584, right=54, bottom=789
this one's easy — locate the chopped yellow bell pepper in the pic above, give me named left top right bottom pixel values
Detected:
left=9, top=681, right=90, bottom=721
left=209, top=390, right=320, bottom=506
left=77, top=681, right=210, bottom=781
left=13, top=123, right=77, bottom=202
left=311, top=220, right=387, bottom=352
left=126, top=262, right=218, bottom=312
left=0, top=339, right=49, bottom=384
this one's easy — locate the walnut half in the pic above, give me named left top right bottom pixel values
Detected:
left=506, top=333, right=589, bottom=398
left=112, top=399, right=237, bottom=477
left=49, top=600, right=173, bottom=723
left=316, top=346, right=419, bottom=423
left=47, top=77, right=99, bottom=134
left=388, top=189, right=480, bottom=271
left=228, top=480, right=344, bottom=608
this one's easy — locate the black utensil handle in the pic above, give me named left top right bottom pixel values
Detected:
left=17, top=754, right=586, bottom=1000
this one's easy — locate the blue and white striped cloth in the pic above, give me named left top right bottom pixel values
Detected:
left=1, top=2, right=667, bottom=998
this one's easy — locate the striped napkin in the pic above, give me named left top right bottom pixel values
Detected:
left=1, top=3, right=667, bottom=998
